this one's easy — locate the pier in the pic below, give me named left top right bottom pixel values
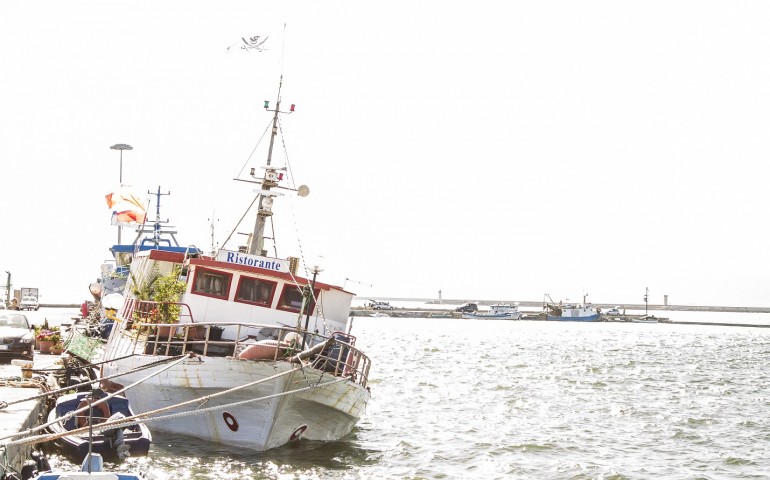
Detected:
left=352, top=298, right=770, bottom=327
left=0, top=354, right=61, bottom=477
left=360, top=297, right=770, bottom=313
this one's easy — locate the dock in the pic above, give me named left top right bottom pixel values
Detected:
left=361, top=297, right=770, bottom=314
left=0, top=354, right=62, bottom=477
left=351, top=298, right=770, bottom=327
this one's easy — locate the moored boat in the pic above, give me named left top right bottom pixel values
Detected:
left=94, top=187, right=202, bottom=339
left=31, top=452, right=147, bottom=480
left=462, top=303, right=522, bottom=320
left=632, top=288, right=658, bottom=323
left=544, top=294, right=601, bottom=322
left=46, top=392, right=151, bottom=463
left=98, top=75, right=371, bottom=452
left=632, top=315, right=659, bottom=324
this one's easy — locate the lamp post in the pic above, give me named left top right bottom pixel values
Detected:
left=110, top=144, right=133, bottom=243
left=3, top=271, right=10, bottom=308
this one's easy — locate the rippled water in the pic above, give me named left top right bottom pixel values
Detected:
left=48, top=316, right=770, bottom=479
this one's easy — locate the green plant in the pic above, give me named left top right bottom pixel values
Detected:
left=130, top=267, right=161, bottom=301
left=149, top=266, right=187, bottom=324
left=36, top=326, right=61, bottom=342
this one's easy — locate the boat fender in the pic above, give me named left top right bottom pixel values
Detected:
left=223, top=411, right=239, bottom=432
left=19, top=460, right=37, bottom=480
left=76, top=399, right=111, bottom=428
left=238, top=340, right=288, bottom=360
left=289, top=424, right=307, bottom=442
left=30, top=450, right=50, bottom=473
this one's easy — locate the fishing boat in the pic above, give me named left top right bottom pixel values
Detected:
left=632, top=315, right=659, bottom=324
left=90, top=187, right=203, bottom=340
left=544, top=294, right=601, bottom=322
left=98, top=76, right=371, bottom=452
left=462, top=303, right=522, bottom=320
left=631, top=287, right=659, bottom=323
left=46, top=392, right=151, bottom=463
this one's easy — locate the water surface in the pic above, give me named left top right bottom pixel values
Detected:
left=46, top=315, right=770, bottom=479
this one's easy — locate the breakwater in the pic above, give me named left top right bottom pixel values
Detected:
left=360, top=297, right=770, bottom=313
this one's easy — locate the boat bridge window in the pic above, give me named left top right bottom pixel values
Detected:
left=191, top=268, right=232, bottom=299
left=235, top=276, right=276, bottom=306
left=277, top=284, right=319, bottom=314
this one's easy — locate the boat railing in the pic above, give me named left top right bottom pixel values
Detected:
left=116, top=319, right=371, bottom=388
left=122, top=299, right=196, bottom=327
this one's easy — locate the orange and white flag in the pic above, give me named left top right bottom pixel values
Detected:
left=105, top=187, right=147, bottom=225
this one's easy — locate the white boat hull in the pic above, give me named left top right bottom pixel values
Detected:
left=102, top=354, right=370, bottom=451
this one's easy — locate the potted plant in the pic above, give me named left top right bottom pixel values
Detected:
left=148, top=266, right=187, bottom=339
left=37, top=329, right=60, bottom=354
left=128, top=266, right=186, bottom=336
left=33, top=324, right=42, bottom=350
left=50, top=339, right=65, bottom=355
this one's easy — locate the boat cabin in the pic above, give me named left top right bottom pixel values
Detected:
left=118, top=248, right=353, bottom=342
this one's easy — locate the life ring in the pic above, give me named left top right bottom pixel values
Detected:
left=289, top=424, right=307, bottom=442
left=76, top=399, right=110, bottom=428
left=223, top=411, right=239, bottom=431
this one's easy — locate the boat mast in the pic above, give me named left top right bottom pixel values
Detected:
left=149, top=186, right=170, bottom=247
left=248, top=76, right=284, bottom=256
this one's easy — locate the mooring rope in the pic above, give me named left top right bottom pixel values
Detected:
left=2, top=366, right=349, bottom=449
left=0, top=353, right=195, bottom=443
left=0, top=353, right=187, bottom=411
left=28, top=351, right=137, bottom=373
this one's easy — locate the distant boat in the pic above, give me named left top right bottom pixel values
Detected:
left=463, top=303, right=522, bottom=320
left=632, top=315, right=659, bottom=324
left=633, top=287, right=658, bottom=323
left=544, top=294, right=601, bottom=322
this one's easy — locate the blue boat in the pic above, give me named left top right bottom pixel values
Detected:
left=46, top=392, right=151, bottom=463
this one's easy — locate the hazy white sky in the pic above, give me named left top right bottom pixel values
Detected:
left=1, top=1, right=769, bottom=307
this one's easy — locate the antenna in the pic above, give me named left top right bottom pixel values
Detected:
left=208, top=211, right=220, bottom=256
left=148, top=186, right=171, bottom=247
left=343, top=278, right=373, bottom=290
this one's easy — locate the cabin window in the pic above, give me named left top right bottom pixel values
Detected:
left=191, top=268, right=232, bottom=299
left=235, top=277, right=276, bottom=306
left=277, top=284, right=320, bottom=314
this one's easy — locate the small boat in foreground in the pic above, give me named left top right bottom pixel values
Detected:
left=31, top=452, right=146, bottom=480
left=46, top=392, right=151, bottom=463
left=463, top=303, right=522, bottom=320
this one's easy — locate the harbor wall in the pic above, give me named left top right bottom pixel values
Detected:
left=0, top=390, right=45, bottom=477
left=360, top=298, right=770, bottom=313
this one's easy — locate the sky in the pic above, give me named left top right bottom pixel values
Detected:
left=1, top=1, right=770, bottom=307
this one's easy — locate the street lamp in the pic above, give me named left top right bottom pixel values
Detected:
left=110, top=143, right=133, bottom=185
left=110, top=144, right=133, bottom=244
left=3, top=271, right=10, bottom=308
